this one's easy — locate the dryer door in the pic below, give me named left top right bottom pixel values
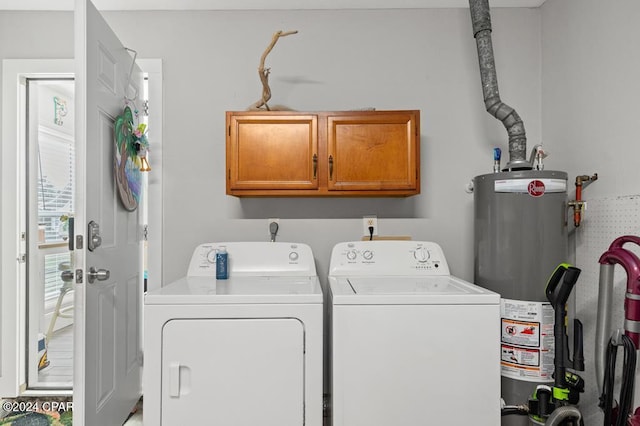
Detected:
left=161, top=318, right=304, bottom=425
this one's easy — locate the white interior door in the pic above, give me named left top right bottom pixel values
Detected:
left=74, top=0, right=143, bottom=424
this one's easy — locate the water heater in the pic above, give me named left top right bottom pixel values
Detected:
left=474, top=170, right=568, bottom=426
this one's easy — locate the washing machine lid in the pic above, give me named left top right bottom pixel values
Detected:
left=145, top=276, right=323, bottom=305
left=330, top=275, right=499, bottom=305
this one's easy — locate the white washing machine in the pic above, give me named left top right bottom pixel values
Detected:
left=328, top=240, right=501, bottom=425
left=144, top=242, right=323, bottom=426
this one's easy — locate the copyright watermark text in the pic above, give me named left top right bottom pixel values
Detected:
left=2, top=399, right=73, bottom=413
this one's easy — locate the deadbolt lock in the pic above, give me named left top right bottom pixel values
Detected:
left=88, top=220, right=102, bottom=252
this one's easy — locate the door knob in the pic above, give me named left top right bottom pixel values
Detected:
left=87, top=266, right=110, bottom=284
left=60, top=270, right=74, bottom=283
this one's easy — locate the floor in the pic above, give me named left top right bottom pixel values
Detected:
left=123, top=401, right=143, bottom=425
left=39, top=326, right=73, bottom=385
left=0, top=397, right=143, bottom=425
left=0, top=403, right=73, bottom=425
left=42, top=326, right=143, bottom=424
left=0, top=325, right=144, bottom=425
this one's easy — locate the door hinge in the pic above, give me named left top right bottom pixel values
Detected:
left=75, top=269, right=83, bottom=284
left=323, top=393, right=329, bottom=421
left=20, top=232, right=26, bottom=241
left=143, top=99, right=149, bottom=117
left=17, top=253, right=26, bottom=263
left=76, top=235, right=84, bottom=250
left=143, top=225, right=149, bottom=241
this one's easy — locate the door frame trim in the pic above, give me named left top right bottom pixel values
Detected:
left=0, top=58, right=163, bottom=397
left=2, top=59, right=74, bottom=397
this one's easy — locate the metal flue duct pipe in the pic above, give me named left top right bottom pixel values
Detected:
left=469, top=0, right=529, bottom=170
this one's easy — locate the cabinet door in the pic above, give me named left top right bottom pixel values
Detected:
left=327, top=111, right=419, bottom=192
left=227, top=113, right=318, bottom=192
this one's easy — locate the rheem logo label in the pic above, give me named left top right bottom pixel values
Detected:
left=528, top=180, right=545, bottom=197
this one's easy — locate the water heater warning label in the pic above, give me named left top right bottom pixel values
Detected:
left=502, top=319, right=540, bottom=347
left=500, top=298, right=554, bottom=382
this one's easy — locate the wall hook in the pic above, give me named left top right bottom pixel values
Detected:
left=124, top=47, right=139, bottom=102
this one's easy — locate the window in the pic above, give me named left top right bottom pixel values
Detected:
left=43, top=252, right=71, bottom=302
left=27, top=78, right=76, bottom=389
left=30, top=80, right=75, bottom=308
left=37, top=129, right=75, bottom=244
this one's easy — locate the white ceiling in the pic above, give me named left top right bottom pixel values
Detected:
left=0, top=0, right=547, bottom=11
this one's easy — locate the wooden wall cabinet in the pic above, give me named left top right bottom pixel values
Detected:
left=226, top=110, right=420, bottom=197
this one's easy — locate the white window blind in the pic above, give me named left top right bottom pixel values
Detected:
left=37, top=131, right=74, bottom=243
left=37, top=128, right=75, bottom=303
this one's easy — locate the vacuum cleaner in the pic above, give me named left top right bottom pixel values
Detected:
left=596, top=236, right=640, bottom=425
left=527, top=263, right=585, bottom=426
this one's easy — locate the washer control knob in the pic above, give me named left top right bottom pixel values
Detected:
left=346, top=250, right=357, bottom=261
left=206, top=249, right=217, bottom=263
left=362, top=250, right=374, bottom=260
left=289, top=251, right=299, bottom=261
left=413, top=247, right=430, bottom=263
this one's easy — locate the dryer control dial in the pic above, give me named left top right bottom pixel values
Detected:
left=289, top=251, right=299, bottom=261
left=362, top=250, right=374, bottom=261
left=206, top=249, right=217, bottom=263
left=346, top=250, right=357, bottom=261
left=413, top=247, right=430, bottom=263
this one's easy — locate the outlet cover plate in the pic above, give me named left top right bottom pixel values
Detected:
left=362, top=215, right=378, bottom=237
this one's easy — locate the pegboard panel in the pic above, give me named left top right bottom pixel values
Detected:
left=577, top=195, right=640, bottom=305
left=574, top=195, right=640, bottom=424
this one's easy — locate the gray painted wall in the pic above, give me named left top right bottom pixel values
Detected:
left=541, top=0, right=640, bottom=199
left=0, top=9, right=544, bottom=281
left=0, top=12, right=75, bottom=307
left=542, top=0, right=640, bottom=422
left=113, top=8, right=542, bottom=286
left=1, top=8, right=543, bottom=286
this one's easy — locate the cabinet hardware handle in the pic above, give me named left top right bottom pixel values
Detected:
left=329, top=155, right=334, bottom=180
left=313, top=154, right=318, bottom=179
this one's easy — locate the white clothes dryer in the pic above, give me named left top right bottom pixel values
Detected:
left=144, top=242, right=323, bottom=426
left=328, top=240, right=500, bottom=426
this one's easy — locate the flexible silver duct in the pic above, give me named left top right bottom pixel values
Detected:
left=544, top=405, right=583, bottom=425
left=595, top=263, right=614, bottom=395
left=469, top=0, right=529, bottom=170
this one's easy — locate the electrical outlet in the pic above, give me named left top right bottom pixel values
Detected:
left=362, top=215, right=378, bottom=239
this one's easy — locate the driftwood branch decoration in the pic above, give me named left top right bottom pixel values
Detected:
left=248, top=30, right=298, bottom=111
